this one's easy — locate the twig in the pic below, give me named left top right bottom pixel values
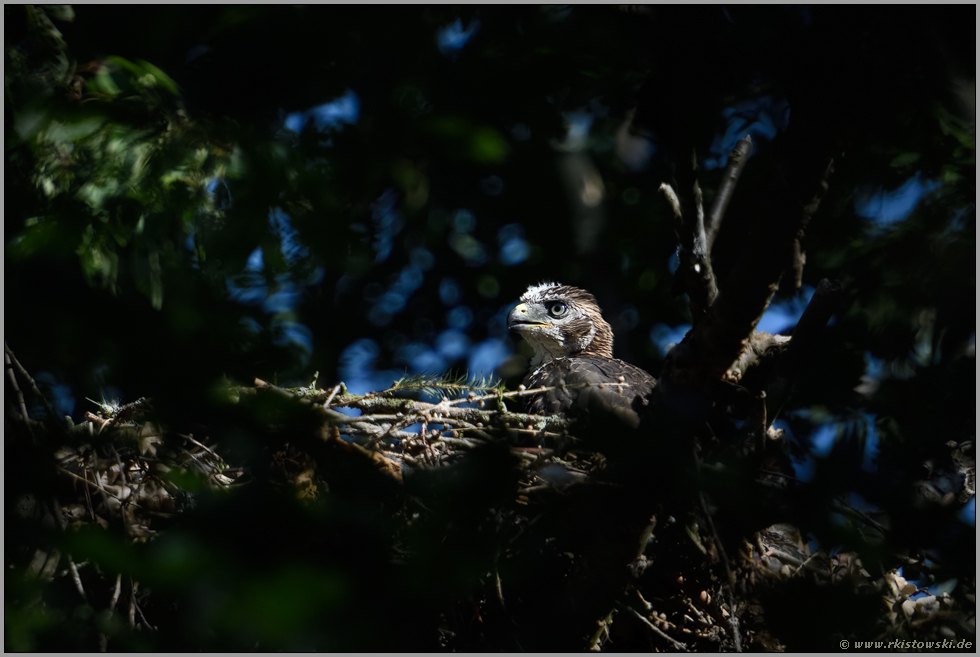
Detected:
left=694, top=452, right=742, bottom=652
left=133, top=588, right=156, bottom=630
left=832, top=496, right=889, bottom=536
left=328, top=389, right=575, bottom=445
left=495, top=567, right=506, bottom=611
left=128, top=577, right=136, bottom=629
left=349, top=411, right=565, bottom=441
left=634, top=589, right=653, bottom=611
left=49, top=497, right=68, bottom=531
left=786, top=159, right=835, bottom=290
left=58, top=467, right=145, bottom=510
left=89, top=453, right=114, bottom=512
left=178, top=433, right=222, bottom=462
left=338, top=380, right=632, bottom=411
left=34, top=547, right=62, bottom=583
left=108, top=572, right=123, bottom=613
left=68, top=557, right=88, bottom=602
left=621, top=604, right=688, bottom=651
left=105, top=397, right=151, bottom=424
left=5, top=343, right=33, bottom=423
left=26, top=499, right=67, bottom=584
left=685, top=598, right=715, bottom=626
left=5, top=341, right=59, bottom=422
left=659, top=182, right=682, bottom=218
left=754, top=391, right=767, bottom=449
left=82, top=467, right=96, bottom=520
left=365, top=413, right=419, bottom=447
left=588, top=607, right=618, bottom=651
left=757, top=468, right=800, bottom=484
left=706, top=135, right=753, bottom=251
left=322, top=384, right=341, bottom=408
left=109, top=444, right=128, bottom=487
left=177, top=446, right=214, bottom=474
left=662, top=148, right=719, bottom=318
left=437, top=436, right=480, bottom=449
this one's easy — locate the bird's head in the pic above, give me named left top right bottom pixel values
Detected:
left=507, top=283, right=614, bottom=367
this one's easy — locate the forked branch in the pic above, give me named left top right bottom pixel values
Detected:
left=660, top=153, right=838, bottom=393
left=661, top=148, right=718, bottom=319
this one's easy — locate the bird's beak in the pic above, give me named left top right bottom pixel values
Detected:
left=507, top=303, right=550, bottom=331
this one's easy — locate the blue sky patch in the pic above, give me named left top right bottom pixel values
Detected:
left=854, top=171, right=942, bottom=229
left=284, top=89, right=360, bottom=133
left=437, top=19, right=480, bottom=56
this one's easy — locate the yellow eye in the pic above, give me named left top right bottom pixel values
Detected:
left=548, top=302, right=567, bottom=318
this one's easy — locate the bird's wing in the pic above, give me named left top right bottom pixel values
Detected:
left=523, top=357, right=656, bottom=425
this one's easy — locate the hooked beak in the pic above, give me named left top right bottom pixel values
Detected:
left=507, top=303, right=550, bottom=331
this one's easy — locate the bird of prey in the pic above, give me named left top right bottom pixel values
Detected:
left=507, top=283, right=656, bottom=426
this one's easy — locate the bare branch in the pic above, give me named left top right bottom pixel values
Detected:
left=58, top=467, right=146, bottom=509
left=108, top=572, right=123, bottom=613
left=664, top=149, right=719, bottom=319
left=785, top=159, right=835, bottom=290
left=5, top=341, right=59, bottom=422
left=766, top=278, right=844, bottom=423
left=322, top=384, right=342, bottom=408
left=68, top=557, right=88, bottom=603
left=659, top=182, right=682, bottom=222
left=132, top=583, right=156, bottom=630
left=5, top=343, right=32, bottom=423
left=694, top=452, right=742, bottom=652
left=621, top=604, right=689, bottom=651
left=706, top=135, right=753, bottom=251
left=128, top=578, right=136, bottom=629
left=754, top=391, right=767, bottom=447
left=660, top=152, right=838, bottom=393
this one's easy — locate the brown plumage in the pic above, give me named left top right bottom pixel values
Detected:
left=507, top=283, right=656, bottom=423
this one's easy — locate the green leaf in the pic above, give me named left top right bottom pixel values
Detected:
left=40, top=5, right=75, bottom=22
left=105, top=55, right=144, bottom=78
left=12, top=106, right=51, bottom=143
left=469, top=126, right=509, bottom=163
left=137, top=60, right=179, bottom=96
left=46, top=115, right=108, bottom=142
left=889, top=152, right=920, bottom=168
left=87, top=71, right=122, bottom=97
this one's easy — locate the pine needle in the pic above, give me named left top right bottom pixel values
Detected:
left=379, top=370, right=504, bottom=398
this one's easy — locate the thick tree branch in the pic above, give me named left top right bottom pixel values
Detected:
left=766, top=278, right=844, bottom=423
left=660, top=156, right=837, bottom=394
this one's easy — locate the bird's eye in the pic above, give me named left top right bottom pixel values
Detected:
left=548, top=302, right=567, bottom=317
